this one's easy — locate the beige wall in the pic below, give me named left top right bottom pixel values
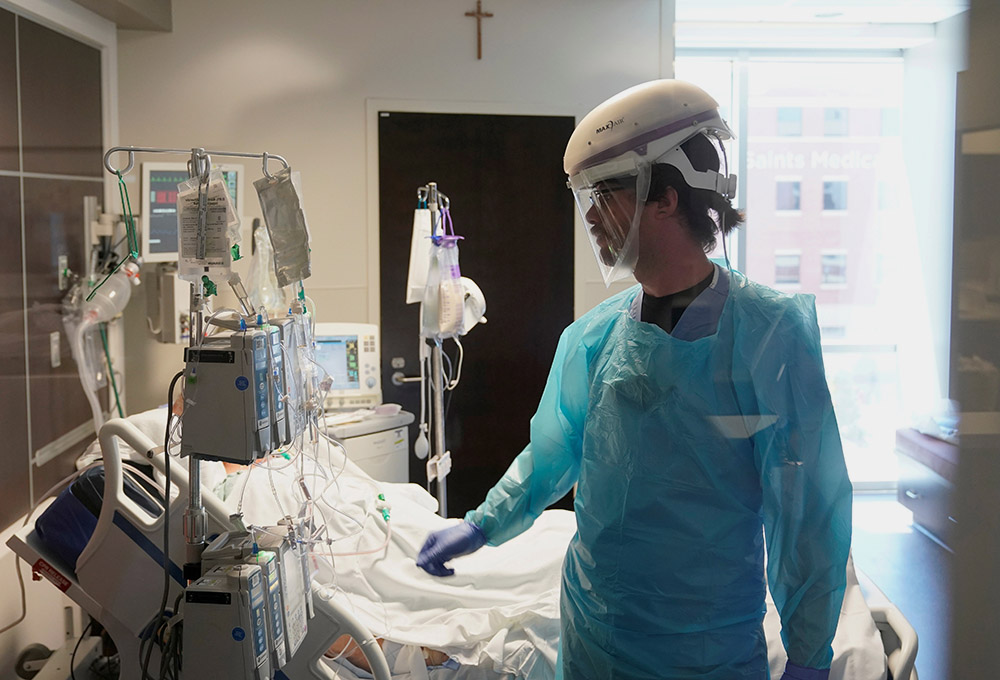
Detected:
left=117, top=0, right=675, bottom=412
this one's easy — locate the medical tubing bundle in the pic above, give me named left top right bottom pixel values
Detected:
left=241, top=487, right=392, bottom=641
left=99, top=324, right=125, bottom=419
left=303, top=447, right=393, bottom=637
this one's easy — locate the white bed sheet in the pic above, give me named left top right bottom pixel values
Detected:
left=113, top=410, right=887, bottom=680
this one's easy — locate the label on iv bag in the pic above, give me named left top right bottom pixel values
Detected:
left=176, top=174, right=234, bottom=282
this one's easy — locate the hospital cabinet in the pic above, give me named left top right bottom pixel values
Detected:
left=895, top=427, right=958, bottom=550
left=325, top=411, right=414, bottom=483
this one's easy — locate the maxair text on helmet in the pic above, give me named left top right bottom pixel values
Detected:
left=595, top=117, right=625, bottom=135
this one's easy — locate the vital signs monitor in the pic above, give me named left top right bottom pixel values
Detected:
left=313, top=323, right=382, bottom=411
left=140, top=162, right=245, bottom=263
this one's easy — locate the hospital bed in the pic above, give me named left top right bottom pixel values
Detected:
left=7, top=410, right=918, bottom=680
left=7, top=417, right=391, bottom=680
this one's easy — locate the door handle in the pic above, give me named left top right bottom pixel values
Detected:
left=391, top=371, right=423, bottom=387
left=904, top=489, right=921, bottom=500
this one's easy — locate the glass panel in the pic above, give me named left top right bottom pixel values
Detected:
left=23, top=177, right=101, bottom=499
left=823, top=180, right=848, bottom=210
left=776, top=180, right=801, bottom=210
left=18, top=17, right=102, bottom=176
left=821, top=252, right=848, bottom=284
left=0, top=9, right=18, bottom=172
left=747, top=60, right=904, bottom=485
left=775, top=253, right=801, bottom=284
left=0, top=175, right=29, bottom=528
left=824, top=107, right=850, bottom=136
left=679, top=57, right=908, bottom=486
left=777, top=107, right=803, bottom=136
left=881, top=108, right=901, bottom=137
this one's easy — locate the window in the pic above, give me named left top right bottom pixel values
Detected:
left=776, top=180, right=801, bottom=211
left=878, top=181, right=897, bottom=211
left=824, top=107, right=849, bottom=136
left=823, top=180, right=848, bottom=211
left=881, top=108, right=900, bottom=136
left=777, top=107, right=802, bottom=136
left=822, top=252, right=848, bottom=285
left=775, top=252, right=801, bottom=284
left=676, top=57, right=911, bottom=487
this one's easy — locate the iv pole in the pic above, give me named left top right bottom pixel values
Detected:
left=103, top=145, right=290, bottom=576
left=426, top=183, right=449, bottom=518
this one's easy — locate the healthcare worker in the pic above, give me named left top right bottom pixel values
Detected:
left=417, top=79, right=853, bottom=680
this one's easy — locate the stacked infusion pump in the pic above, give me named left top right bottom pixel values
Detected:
left=184, top=529, right=312, bottom=679
left=180, top=313, right=317, bottom=678
left=182, top=316, right=310, bottom=463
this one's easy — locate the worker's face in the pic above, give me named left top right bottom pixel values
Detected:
left=585, top=181, right=638, bottom=268
left=569, top=167, right=649, bottom=286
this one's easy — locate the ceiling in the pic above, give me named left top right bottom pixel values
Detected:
left=675, top=0, right=969, bottom=25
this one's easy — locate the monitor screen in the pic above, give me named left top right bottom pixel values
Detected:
left=141, top=162, right=243, bottom=262
left=146, top=169, right=189, bottom=257
left=315, top=335, right=360, bottom=391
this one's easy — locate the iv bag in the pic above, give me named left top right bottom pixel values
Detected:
left=254, top=168, right=312, bottom=288
left=176, top=170, right=238, bottom=282
left=421, top=236, right=465, bottom=339
left=406, top=209, right=434, bottom=304
left=247, top=220, right=287, bottom=317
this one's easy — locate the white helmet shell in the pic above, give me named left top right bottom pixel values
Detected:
left=565, top=79, right=733, bottom=177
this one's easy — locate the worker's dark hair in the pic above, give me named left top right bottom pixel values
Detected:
left=647, top=133, right=744, bottom=253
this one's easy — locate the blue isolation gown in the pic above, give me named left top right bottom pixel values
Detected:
left=466, top=266, right=853, bottom=679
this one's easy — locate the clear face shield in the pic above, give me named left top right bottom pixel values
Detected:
left=569, top=159, right=651, bottom=287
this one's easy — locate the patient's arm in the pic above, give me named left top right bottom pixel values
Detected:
left=327, top=635, right=449, bottom=672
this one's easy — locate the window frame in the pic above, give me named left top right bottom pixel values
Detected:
left=774, top=249, right=802, bottom=287
left=824, top=106, right=850, bottom=136
left=822, top=176, right=850, bottom=213
left=777, top=106, right=803, bottom=136
left=774, top=175, right=803, bottom=213
left=820, top=249, right=849, bottom=288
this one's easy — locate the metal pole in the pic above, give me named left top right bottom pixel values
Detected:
left=183, top=149, right=209, bottom=577
left=430, top=342, right=447, bottom=517
left=183, top=280, right=208, bottom=575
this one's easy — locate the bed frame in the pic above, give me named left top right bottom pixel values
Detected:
left=7, top=418, right=390, bottom=680
left=858, top=570, right=919, bottom=680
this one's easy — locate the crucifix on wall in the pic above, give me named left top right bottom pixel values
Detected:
left=465, top=0, right=493, bottom=60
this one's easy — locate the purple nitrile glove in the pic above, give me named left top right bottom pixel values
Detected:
left=416, top=521, right=487, bottom=577
left=780, top=662, right=831, bottom=680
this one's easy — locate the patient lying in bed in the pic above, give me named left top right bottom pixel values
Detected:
left=116, top=408, right=888, bottom=680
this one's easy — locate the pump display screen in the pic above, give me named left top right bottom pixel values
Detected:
left=315, top=335, right=360, bottom=391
